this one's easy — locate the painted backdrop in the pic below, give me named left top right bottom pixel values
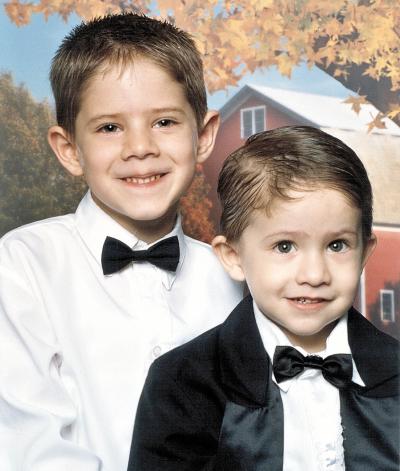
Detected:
left=1, top=0, right=399, bottom=337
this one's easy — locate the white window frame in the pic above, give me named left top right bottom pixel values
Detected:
left=240, top=105, right=266, bottom=139
left=380, top=289, right=395, bottom=322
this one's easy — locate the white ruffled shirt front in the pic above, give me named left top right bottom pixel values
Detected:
left=254, top=302, right=364, bottom=471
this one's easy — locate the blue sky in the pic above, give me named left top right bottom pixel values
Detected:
left=0, top=9, right=352, bottom=110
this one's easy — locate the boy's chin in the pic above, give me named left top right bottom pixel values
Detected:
left=114, top=211, right=178, bottom=241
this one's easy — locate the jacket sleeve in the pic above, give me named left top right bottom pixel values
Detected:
left=0, top=240, right=102, bottom=470
left=128, top=358, right=219, bottom=471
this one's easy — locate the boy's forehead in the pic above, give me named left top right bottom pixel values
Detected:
left=77, top=58, right=187, bottom=111
left=82, top=57, right=172, bottom=89
left=244, top=187, right=362, bottom=233
left=266, top=183, right=358, bottom=210
left=96, top=55, right=172, bottom=77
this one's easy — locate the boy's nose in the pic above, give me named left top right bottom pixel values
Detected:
left=121, top=127, right=159, bottom=160
left=295, top=251, right=331, bottom=286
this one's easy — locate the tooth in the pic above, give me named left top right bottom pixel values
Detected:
left=126, top=174, right=162, bottom=184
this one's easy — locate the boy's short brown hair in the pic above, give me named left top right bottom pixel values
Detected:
left=50, top=12, right=207, bottom=137
left=218, top=126, right=373, bottom=243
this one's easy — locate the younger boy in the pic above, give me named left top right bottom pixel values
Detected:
left=129, top=126, right=399, bottom=470
left=0, top=13, right=242, bottom=471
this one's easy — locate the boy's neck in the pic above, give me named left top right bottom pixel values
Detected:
left=92, top=193, right=178, bottom=243
left=281, top=321, right=338, bottom=353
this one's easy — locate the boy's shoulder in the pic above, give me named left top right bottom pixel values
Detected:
left=149, top=296, right=252, bottom=381
left=179, top=234, right=244, bottom=300
left=154, top=321, right=221, bottom=369
left=181, top=234, right=227, bottom=271
left=182, top=233, right=213, bottom=253
left=0, top=213, right=76, bottom=254
left=148, top=322, right=223, bottom=399
left=349, top=306, right=399, bottom=352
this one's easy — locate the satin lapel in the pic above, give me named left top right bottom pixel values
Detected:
left=218, top=296, right=270, bottom=406
left=341, top=308, right=400, bottom=470
left=347, top=307, right=399, bottom=396
left=216, top=296, right=284, bottom=471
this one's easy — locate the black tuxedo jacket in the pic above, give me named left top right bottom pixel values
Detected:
left=128, top=296, right=399, bottom=471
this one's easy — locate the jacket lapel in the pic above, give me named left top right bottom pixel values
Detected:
left=216, top=296, right=284, bottom=471
left=347, top=307, right=399, bottom=396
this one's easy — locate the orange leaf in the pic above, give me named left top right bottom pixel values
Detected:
left=343, top=95, right=368, bottom=115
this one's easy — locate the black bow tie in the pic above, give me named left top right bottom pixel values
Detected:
left=273, top=345, right=353, bottom=389
left=101, top=235, right=180, bottom=275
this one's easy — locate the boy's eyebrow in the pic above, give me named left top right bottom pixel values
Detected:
left=87, top=108, right=187, bottom=125
left=262, top=229, right=359, bottom=241
left=150, top=107, right=187, bottom=115
left=261, top=230, right=307, bottom=241
left=327, top=229, right=359, bottom=238
left=87, top=114, right=122, bottom=124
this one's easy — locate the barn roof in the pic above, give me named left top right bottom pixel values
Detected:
left=220, top=84, right=400, bottom=136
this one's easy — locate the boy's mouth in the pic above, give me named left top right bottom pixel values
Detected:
left=122, top=174, right=164, bottom=185
left=291, top=297, right=327, bottom=305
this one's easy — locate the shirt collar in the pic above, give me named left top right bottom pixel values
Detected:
left=253, top=301, right=365, bottom=391
left=75, top=191, right=186, bottom=290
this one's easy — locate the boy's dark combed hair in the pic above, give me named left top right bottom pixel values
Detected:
left=50, top=12, right=207, bottom=137
left=218, top=126, right=373, bottom=243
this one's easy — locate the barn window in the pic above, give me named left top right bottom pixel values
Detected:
left=380, top=290, right=395, bottom=322
left=240, top=106, right=266, bottom=139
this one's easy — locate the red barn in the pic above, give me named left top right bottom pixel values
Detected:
left=204, top=85, right=400, bottom=338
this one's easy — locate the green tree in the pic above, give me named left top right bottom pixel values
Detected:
left=0, top=72, right=87, bottom=236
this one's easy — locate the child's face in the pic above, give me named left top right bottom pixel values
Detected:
left=219, top=188, right=376, bottom=352
left=50, top=59, right=217, bottom=242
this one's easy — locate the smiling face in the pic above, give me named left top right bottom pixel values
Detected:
left=215, top=188, right=376, bottom=352
left=48, top=59, right=218, bottom=242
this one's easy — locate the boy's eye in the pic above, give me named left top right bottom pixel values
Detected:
left=154, top=119, right=175, bottom=128
left=328, top=240, right=347, bottom=252
left=274, top=241, right=294, bottom=254
left=99, top=124, right=119, bottom=133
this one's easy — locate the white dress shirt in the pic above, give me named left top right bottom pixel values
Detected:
left=254, top=302, right=364, bottom=471
left=0, top=192, right=243, bottom=471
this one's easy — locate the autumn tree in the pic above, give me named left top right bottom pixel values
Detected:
left=4, top=0, right=400, bottom=129
left=181, top=164, right=215, bottom=243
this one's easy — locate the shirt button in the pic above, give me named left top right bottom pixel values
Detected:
left=153, top=346, right=162, bottom=358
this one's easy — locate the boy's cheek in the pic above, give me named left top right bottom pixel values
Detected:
left=75, top=147, right=86, bottom=172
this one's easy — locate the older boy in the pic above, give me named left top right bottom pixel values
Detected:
left=0, top=13, right=242, bottom=471
left=129, top=126, right=399, bottom=470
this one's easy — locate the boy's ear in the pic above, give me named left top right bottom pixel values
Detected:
left=212, top=235, right=245, bottom=282
left=47, top=125, right=84, bottom=177
left=196, top=110, right=220, bottom=164
left=361, top=233, right=377, bottom=268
